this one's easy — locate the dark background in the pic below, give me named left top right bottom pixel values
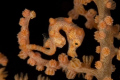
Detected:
left=0, top=0, right=120, bottom=80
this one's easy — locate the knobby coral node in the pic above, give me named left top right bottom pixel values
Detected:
left=117, top=49, right=120, bottom=60
left=58, top=53, right=69, bottom=64
left=101, top=47, right=110, bottom=57
left=104, top=16, right=113, bottom=26
left=96, top=46, right=101, bottom=54
left=95, top=61, right=102, bottom=69
left=22, top=9, right=30, bottom=18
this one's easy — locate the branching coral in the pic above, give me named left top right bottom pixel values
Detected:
left=17, top=0, right=120, bottom=80
left=0, top=53, right=8, bottom=80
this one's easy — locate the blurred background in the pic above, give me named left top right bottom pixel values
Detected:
left=0, top=0, right=120, bottom=80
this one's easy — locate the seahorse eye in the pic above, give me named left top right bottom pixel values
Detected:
left=75, top=43, right=78, bottom=45
left=73, top=39, right=80, bottom=47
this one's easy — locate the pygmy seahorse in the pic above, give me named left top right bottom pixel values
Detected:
left=43, top=17, right=85, bottom=57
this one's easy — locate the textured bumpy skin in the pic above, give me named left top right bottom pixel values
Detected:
left=47, top=17, right=85, bottom=57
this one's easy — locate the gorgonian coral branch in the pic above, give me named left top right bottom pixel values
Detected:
left=68, top=0, right=119, bottom=80
left=17, top=0, right=120, bottom=80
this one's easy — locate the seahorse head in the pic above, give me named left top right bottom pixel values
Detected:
left=67, top=25, right=85, bottom=57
